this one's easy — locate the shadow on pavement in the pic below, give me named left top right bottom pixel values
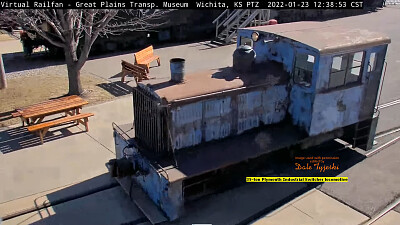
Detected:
left=2, top=49, right=136, bottom=74
left=0, top=110, right=15, bottom=122
left=25, top=173, right=146, bottom=225
left=188, top=41, right=225, bottom=51
left=2, top=52, right=65, bottom=73
left=97, top=81, right=132, bottom=97
left=109, top=72, right=124, bottom=80
left=43, top=173, right=118, bottom=208
left=0, top=123, right=82, bottom=154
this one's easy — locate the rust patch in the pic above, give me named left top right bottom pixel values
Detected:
left=337, top=100, right=346, bottom=112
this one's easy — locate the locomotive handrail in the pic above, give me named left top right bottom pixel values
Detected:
left=152, top=161, right=170, bottom=182
left=374, top=107, right=380, bottom=118
left=112, top=122, right=170, bottom=181
left=112, top=122, right=134, bottom=146
left=376, top=61, right=388, bottom=107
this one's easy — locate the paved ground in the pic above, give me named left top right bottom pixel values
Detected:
left=81, top=41, right=235, bottom=84
left=320, top=141, right=400, bottom=217
left=0, top=95, right=133, bottom=203
left=4, top=187, right=149, bottom=225
left=0, top=39, right=22, bottom=55
left=251, top=189, right=400, bottom=225
left=252, top=189, right=369, bottom=225
left=1, top=6, right=400, bottom=225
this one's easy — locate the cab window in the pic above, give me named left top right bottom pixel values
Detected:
left=368, top=52, right=377, bottom=72
left=294, top=53, right=315, bottom=87
left=329, top=51, right=364, bottom=89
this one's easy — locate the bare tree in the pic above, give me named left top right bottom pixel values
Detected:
left=8, top=9, right=170, bottom=95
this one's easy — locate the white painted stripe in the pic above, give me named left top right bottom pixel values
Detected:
left=375, top=127, right=400, bottom=139
left=366, top=135, right=400, bottom=157
left=362, top=197, right=400, bottom=225
left=377, top=99, right=400, bottom=110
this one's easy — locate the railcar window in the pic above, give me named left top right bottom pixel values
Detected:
left=294, top=53, right=314, bottom=87
left=329, top=51, right=364, bottom=89
left=368, top=52, right=377, bottom=72
left=240, top=36, right=253, bottom=47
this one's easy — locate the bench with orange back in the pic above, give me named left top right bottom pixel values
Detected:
left=134, top=45, right=160, bottom=73
left=121, top=60, right=149, bottom=82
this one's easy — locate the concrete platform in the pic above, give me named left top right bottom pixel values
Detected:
left=0, top=173, right=116, bottom=220
left=80, top=95, right=133, bottom=153
left=320, top=141, right=400, bottom=217
left=0, top=96, right=134, bottom=215
left=0, top=124, right=114, bottom=203
left=251, top=189, right=369, bottom=225
left=371, top=210, right=400, bottom=225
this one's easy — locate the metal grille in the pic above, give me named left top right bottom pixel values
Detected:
left=132, top=86, right=170, bottom=156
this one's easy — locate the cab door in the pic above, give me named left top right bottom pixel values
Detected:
left=360, top=46, right=388, bottom=120
left=289, top=50, right=318, bottom=134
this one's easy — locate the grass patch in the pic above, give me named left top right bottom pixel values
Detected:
left=0, top=68, right=115, bottom=127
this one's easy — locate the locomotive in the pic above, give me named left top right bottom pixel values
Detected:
left=109, top=21, right=391, bottom=222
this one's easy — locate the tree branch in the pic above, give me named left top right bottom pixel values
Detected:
left=5, top=9, right=172, bottom=68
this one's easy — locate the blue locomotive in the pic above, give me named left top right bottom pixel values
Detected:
left=110, top=21, right=391, bottom=221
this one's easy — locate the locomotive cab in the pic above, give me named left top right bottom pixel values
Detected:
left=237, top=21, right=391, bottom=149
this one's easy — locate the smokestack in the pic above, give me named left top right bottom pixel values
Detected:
left=170, top=58, right=185, bottom=83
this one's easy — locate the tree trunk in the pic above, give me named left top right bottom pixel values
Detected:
left=0, top=54, right=6, bottom=89
left=67, top=63, right=83, bottom=95
left=64, top=47, right=83, bottom=95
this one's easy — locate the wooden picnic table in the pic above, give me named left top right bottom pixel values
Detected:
left=17, top=95, right=88, bottom=126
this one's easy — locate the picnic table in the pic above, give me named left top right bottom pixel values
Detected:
left=11, top=95, right=94, bottom=144
left=15, top=95, right=88, bottom=126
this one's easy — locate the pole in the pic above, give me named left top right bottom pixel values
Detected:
left=0, top=54, right=6, bottom=89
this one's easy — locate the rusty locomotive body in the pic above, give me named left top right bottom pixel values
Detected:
left=110, top=21, right=391, bottom=221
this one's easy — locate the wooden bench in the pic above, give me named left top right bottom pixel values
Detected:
left=27, top=113, right=94, bottom=144
left=121, top=60, right=149, bottom=82
left=134, top=45, right=160, bottom=73
left=11, top=111, right=22, bottom=118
